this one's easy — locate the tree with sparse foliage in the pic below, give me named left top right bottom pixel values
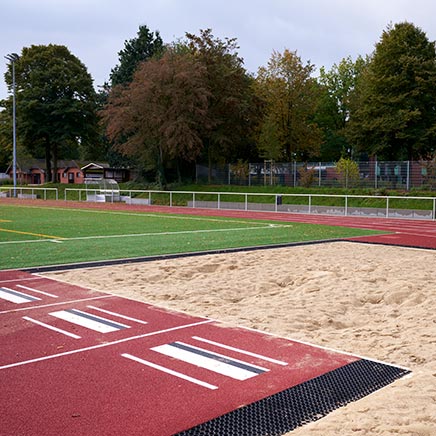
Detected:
left=255, top=49, right=322, bottom=162
left=335, top=157, right=360, bottom=188
left=347, top=22, right=436, bottom=160
left=2, top=44, right=98, bottom=182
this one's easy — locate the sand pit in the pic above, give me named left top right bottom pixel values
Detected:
left=46, top=241, right=436, bottom=435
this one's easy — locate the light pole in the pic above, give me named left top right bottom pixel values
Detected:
left=5, top=53, right=19, bottom=197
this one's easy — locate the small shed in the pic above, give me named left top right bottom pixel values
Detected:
left=81, top=163, right=130, bottom=183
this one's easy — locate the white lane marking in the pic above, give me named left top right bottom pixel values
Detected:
left=87, top=305, right=148, bottom=325
left=16, top=284, right=58, bottom=298
left=151, top=342, right=268, bottom=381
left=49, top=309, right=128, bottom=333
left=0, top=287, right=41, bottom=304
left=192, top=336, right=288, bottom=366
left=121, top=353, right=218, bottom=390
left=0, top=319, right=213, bottom=370
left=23, top=316, right=81, bottom=339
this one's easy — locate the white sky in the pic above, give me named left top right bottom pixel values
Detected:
left=1, top=0, right=436, bottom=100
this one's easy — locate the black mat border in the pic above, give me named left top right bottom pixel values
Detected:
left=175, top=359, right=410, bottom=436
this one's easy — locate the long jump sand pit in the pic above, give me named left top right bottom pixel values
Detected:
left=47, top=241, right=436, bottom=435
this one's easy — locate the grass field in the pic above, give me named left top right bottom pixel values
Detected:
left=0, top=204, right=382, bottom=269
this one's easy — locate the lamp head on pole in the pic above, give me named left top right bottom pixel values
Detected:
left=5, top=53, right=19, bottom=63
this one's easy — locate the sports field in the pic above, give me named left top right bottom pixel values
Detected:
left=0, top=204, right=381, bottom=269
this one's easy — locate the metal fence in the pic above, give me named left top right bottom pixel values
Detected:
left=0, top=186, right=58, bottom=200
left=62, top=188, right=436, bottom=220
left=196, top=160, right=436, bottom=190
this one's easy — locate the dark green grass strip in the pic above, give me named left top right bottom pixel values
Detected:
left=0, top=204, right=383, bottom=270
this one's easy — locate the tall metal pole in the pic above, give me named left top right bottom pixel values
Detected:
left=5, top=53, right=19, bottom=198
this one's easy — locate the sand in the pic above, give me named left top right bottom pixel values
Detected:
left=46, top=241, right=436, bottom=436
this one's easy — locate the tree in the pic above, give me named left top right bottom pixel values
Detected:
left=255, top=49, right=322, bottom=161
left=3, top=44, right=98, bottom=182
left=185, top=29, right=259, bottom=177
left=347, top=22, right=436, bottom=160
left=110, top=25, right=164, bottom=87
left=316, top=56, right=367, bottom=161
left=102, top=49, right=209, bottom=186
left=335, top=157, right=360, bottom=188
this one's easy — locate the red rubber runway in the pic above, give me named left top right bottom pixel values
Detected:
left=0, top=270, right=405, bottom=436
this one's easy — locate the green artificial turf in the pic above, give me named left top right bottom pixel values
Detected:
left=0, top=204, right=382, bottom=269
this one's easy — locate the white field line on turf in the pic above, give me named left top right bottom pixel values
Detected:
left=0, top=319, right=213, bottom=370
left=3, top=203, right=278, bottom=226
left=0, top=224, right=291, bottom=245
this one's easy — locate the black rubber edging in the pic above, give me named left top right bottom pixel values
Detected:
left=22, top=239, right=342, bottom=273
left=175, top=359, right=410, bottom=436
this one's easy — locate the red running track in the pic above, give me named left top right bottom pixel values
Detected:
left=1, top=270, right=382, bottom=436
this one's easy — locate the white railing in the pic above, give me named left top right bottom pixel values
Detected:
left=1, top=186, right=58, bottom=200
left=63, top=188, right=436, bottom=221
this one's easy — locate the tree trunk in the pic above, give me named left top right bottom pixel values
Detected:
left=208, top=141, right=212, bottom=183
left=52, top=143, right=58, bottom=183
left=45, top=141, right=52, bottom=183
left=156, top=145, right=166, bottom=189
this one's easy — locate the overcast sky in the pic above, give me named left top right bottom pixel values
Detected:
left=2, top=0, right=436, bottom=100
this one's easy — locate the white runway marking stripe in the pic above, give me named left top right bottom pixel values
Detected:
left=49, top=308, right=130, bottom=333
left=0, top=319, right=213, bottom=370
left=121, top=353, right=218, bottom=390
left=0, top=287, right=41, bottom=304
left=192, top=336, right=288, bottom=366
left=87, top=305, right=148, bottom=325
left=151, top=341, right=269, bottom=380
left=16, top=284, right=58, bottom=298
left=23, top=316, right=81, bottom=339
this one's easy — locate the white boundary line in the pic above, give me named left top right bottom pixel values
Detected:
left=0, top=276, right=45, bottom=285
left=33, top=273, right=412, bottom=372
left=0, top=319, right=213, bottom=370
left=192, top=336, right=288, bottom=366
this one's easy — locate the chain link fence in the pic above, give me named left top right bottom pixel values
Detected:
left=196, top=160, right=436, bottom=190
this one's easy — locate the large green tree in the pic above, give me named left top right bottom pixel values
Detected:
left=348, top=22, right=436, bottom=160
left=102, top=49, right=209, bottom=186
left=3, top=44, right=98, bottom=181
left=255, top=49, right=322, bottom=161
left=110, top=25, right=164, bottom=87
left=316, top=56, right=367, bottom=161
left=104, top=25, right=164, bottom=171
